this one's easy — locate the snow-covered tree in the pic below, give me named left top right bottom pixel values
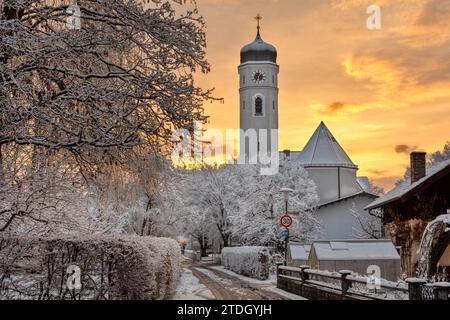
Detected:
left=175, top=161, right=320, bottom=252
left=0, top=0, right=213, bottom=159
left=369, top=180, right=384, bottom=195
left=231, top=161, right=320, bottom=249
left=429, top=141, right=450, bottom=165
left=175, top=165, right=246, bottom=251
left=350, top=204, right=383, bottom=239
left=174, top=169, right=212, bottom=256
left=0, top=144, right=86, bottom=235
left=87, top=155, right=186, bottom=237
left=0, top=0, right=215, bottom=235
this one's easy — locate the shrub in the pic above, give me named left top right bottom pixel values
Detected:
left=221, top=247, right=270, bottom=280
left=0, top=235, right=180, bottom=300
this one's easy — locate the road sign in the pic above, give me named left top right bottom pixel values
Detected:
left=281, top=229, right=289, bottom=237
left=280, top=214, right=293, bottom=228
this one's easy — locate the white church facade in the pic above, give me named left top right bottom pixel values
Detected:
left=281, top=123, right=380, bottom=239
left=238, top=19, right=380, bottom=240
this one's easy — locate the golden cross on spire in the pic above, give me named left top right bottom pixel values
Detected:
left=255, top=13, right=262, bottom=31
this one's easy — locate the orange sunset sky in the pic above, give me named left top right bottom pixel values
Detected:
left=189, top=0, right=450, bottom=190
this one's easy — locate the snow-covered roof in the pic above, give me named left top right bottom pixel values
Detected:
left=366, top=159, right=450, bottom=210
left=288, top=243, right=311, bottom=261
left=311, top=239, right=400, bottom=261
left=356, top=176, right=372, bottom=193
left=318, top=191, right=377, bottom=208
left=291, top=122, right=357, bottom=169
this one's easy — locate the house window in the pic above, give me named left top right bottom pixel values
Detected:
left=255, top=97, right=263, bottom=116
left=272, top=75, right=275, bottom=84
left=243, top=75, right=245, bottom=84
left=243, top=101, right=245, bottom=110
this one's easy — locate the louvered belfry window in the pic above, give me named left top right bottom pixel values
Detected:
left=255, top=97, right=263, bottom=116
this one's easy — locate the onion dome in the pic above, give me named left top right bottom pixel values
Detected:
left=240, top=15, right=277, bottom=63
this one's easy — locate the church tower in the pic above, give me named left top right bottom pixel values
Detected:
left=239, top=15, right=279, bottom=161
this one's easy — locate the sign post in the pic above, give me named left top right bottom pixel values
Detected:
left=280, top=214, right=293, bottom=265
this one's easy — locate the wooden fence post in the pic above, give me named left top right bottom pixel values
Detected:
left=276, top=262, right=283, bottom=277
left=432, top=282, right=450, bottom=300
left=406, top=278, right=427, bottom=300
left=339, top=270, right=352, bottom=296
left=299, top=265, right=310, bottom=282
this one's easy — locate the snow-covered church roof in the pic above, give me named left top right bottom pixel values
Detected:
left=290, top=122, right=357, bottom=169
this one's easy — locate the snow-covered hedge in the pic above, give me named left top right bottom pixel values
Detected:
left=221, top=246, right=270, bottom=280
left=0, top=235, right=180, bottom=300
left=184, top=249, right=199, bottom=261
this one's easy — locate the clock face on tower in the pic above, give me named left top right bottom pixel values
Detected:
left=252, top=70, right=266, bottom=84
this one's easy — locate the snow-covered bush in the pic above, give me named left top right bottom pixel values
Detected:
left=221, top=247, right=270, bottom=280
left=141, top=237, right=181, bottom=298
left=184, top=250, right=200, bottom=262
left=0, top=235, right=180, bottom=300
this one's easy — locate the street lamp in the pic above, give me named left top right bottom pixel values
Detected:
left=280, top=187, right=293, bottom=266
left=280, top=187, right=294, bottom=214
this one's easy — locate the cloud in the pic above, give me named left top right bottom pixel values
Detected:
left=309, top=101, right=375, bottom=119
left=328, top=102, right=345, bottom=112
left=366, top=169, right=389, bottom=176
left=341, top=55, right=450, bottom=110
left=193, top=0, right=450, bottom=186
left=331, top=0, right=390, bottom=10
left=371, top=176, right=403, bottom=191
left=395, top=144, right=419, bottom=154
left=314, top=102, right=346, bottom=115
left=416, top=0, right=450, bottom=26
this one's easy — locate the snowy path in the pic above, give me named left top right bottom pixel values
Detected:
left=172, top=257, right=305, bottom=300
left=171, top=267, right=215, bottom=300
left=191, top=262, right=305, bottom=300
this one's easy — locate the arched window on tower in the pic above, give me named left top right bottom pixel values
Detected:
left=255, top=97, right=263, bottom=116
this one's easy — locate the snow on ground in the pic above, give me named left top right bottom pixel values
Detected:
left=209, top=266, right=276, bottom=285
left=207, top=266, right=307, bottom=300
left=171, top=268, right=215, bottom=300
left=194, top=267, right=235, bottom=286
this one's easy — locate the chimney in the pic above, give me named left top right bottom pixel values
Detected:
left=410, top=151, right=426, bottom=184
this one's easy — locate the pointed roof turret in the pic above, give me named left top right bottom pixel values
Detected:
left=295, top=122, right=357, bottom=169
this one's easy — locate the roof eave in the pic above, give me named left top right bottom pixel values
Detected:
left=318, top=191, right=378, bottom=208
left=365, top=161, right=450, bottom=211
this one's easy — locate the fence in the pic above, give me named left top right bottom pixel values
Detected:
left=277, top=264, right=450, bottom=300
left=405, top=278, right=450, bottom=300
